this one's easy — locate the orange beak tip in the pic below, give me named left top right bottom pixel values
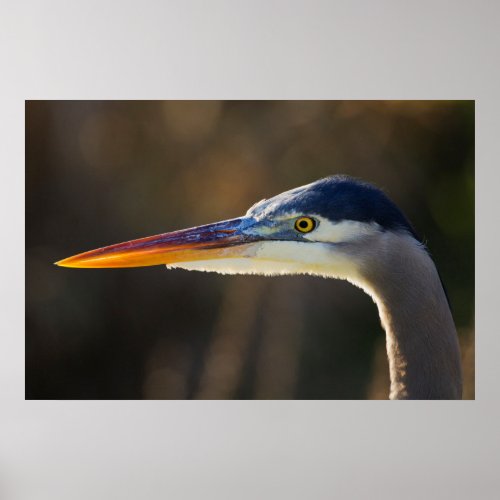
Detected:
left=54, top=258, right=75, bottom=268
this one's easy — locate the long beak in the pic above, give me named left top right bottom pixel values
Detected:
left=55, top=217, right=260, bottom=269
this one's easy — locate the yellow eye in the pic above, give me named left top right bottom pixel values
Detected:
left=294, top=216, right=316, bottom=233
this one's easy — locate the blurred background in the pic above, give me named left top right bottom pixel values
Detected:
left=26, top=101, right=474, bottom=400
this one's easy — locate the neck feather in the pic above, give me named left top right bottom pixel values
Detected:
left=352, top=232, right=462, bottom=400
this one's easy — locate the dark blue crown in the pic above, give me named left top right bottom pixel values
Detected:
left=249, top=175, right=420, bottom=241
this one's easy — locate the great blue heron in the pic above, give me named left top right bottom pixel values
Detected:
left=57, top=175, right=462, bottom=400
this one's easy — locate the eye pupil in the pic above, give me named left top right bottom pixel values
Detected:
left=299, top=220, right=308, bottom=229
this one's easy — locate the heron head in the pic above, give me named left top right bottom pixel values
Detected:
left=56, top=176, right=419, bottom=280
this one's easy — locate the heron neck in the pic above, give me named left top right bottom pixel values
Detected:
left=355, top=233, right=463, bottom=400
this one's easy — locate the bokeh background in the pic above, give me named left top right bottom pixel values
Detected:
left=26, top=101, right=474, bottom=400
